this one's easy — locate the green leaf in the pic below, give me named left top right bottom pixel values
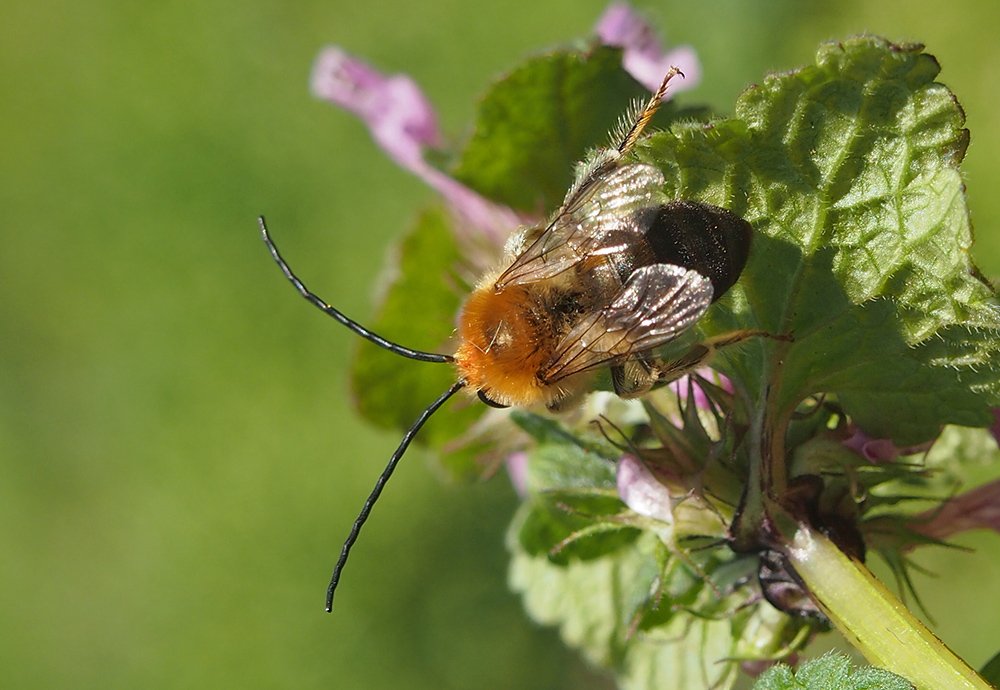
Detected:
left=517, top=497, right=640, bottom=563
left=636, top=36, right=1000, bottom=443
left=509, top=435, right=815, bottom=690
left=453, top=45, right=693, bottom=213
left=349, top=207, right=486, bottom=479
left=510, top=409, right=622, bottom=462
left=753, top=652, right=913, bottom=690
left=508, top=517, right=743, bottom=690
left=513, top=414, right=619, bottom=491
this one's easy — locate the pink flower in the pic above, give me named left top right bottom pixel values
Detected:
left=669, top=371, right=732, bottom=412
left=842, top=426, right=934, bottom=464
left=309, top=48, right=440, bottom=167
left=310, top=47, right=518, bottom=243
left=505, top=451, right=529, bottom=497
left=908, top=478, right=1000, bottom=542
left=616, top=454, right=674, bottom=523
left=310, top=3, right=701, bottom=243
left=594, top=3, right=701, bottom=94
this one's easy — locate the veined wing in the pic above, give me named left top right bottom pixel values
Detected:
left=541, top=264, right=713, bottom=382
left=495, top=163, right=666, bottom=288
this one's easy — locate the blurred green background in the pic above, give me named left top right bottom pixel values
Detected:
left=3, top=1, right=999, bottom=688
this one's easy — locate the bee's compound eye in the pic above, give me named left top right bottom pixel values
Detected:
left=477, top=390, right=509, bottom=409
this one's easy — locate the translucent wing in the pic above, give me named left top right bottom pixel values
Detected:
left=495, top=163, right=666, bottom=288
left=541, top=264, right=713, bottom=383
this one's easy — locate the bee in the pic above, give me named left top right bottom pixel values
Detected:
left=260, top=67, right=759, bottom=612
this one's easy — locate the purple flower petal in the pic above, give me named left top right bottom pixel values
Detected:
left=617, top=454, right=673, bottom=523
left=311, top=6, right=703, bottom=242
left=505, top=451, right=529, bottom=497
left=909, top=478, right=1000, bottom=542
left=594, top=2, right=701, bottom=93
left=311, top=47, right=518, bottom=241
left=311, top=47, right=440, bottom=166
left=669, top=370, right=731, bottom=412
left=842, top=426, right=934, bottom=464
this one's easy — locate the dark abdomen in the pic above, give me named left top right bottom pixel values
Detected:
left=643, top=200, right=752, bottom=302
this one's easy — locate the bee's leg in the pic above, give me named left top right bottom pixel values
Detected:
left=613, top=330, right=791, bottom=399
left=653, top=329, right=792, bottom=386
left=611, top=353, right=660, bottom=399
left=545, top=385, right=590, bottom=413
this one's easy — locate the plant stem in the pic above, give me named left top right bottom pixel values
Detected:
left=785, top=525, right=992, bottom=690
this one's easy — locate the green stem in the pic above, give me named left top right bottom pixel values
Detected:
left=785, top=525, right=993, bottom=690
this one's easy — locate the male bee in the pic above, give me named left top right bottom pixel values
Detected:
left=260, top=67, right=757, bottom=611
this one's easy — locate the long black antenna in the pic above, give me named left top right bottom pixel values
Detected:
left=259, top=216, right=454, bottom=364
left=326, top=379, right=467, bottom=612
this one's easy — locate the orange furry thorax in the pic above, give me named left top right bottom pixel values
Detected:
left=454, top=285, right=559, bottom=408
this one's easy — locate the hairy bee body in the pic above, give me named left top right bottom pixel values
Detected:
left=454, top=197, right=752, bottom=409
